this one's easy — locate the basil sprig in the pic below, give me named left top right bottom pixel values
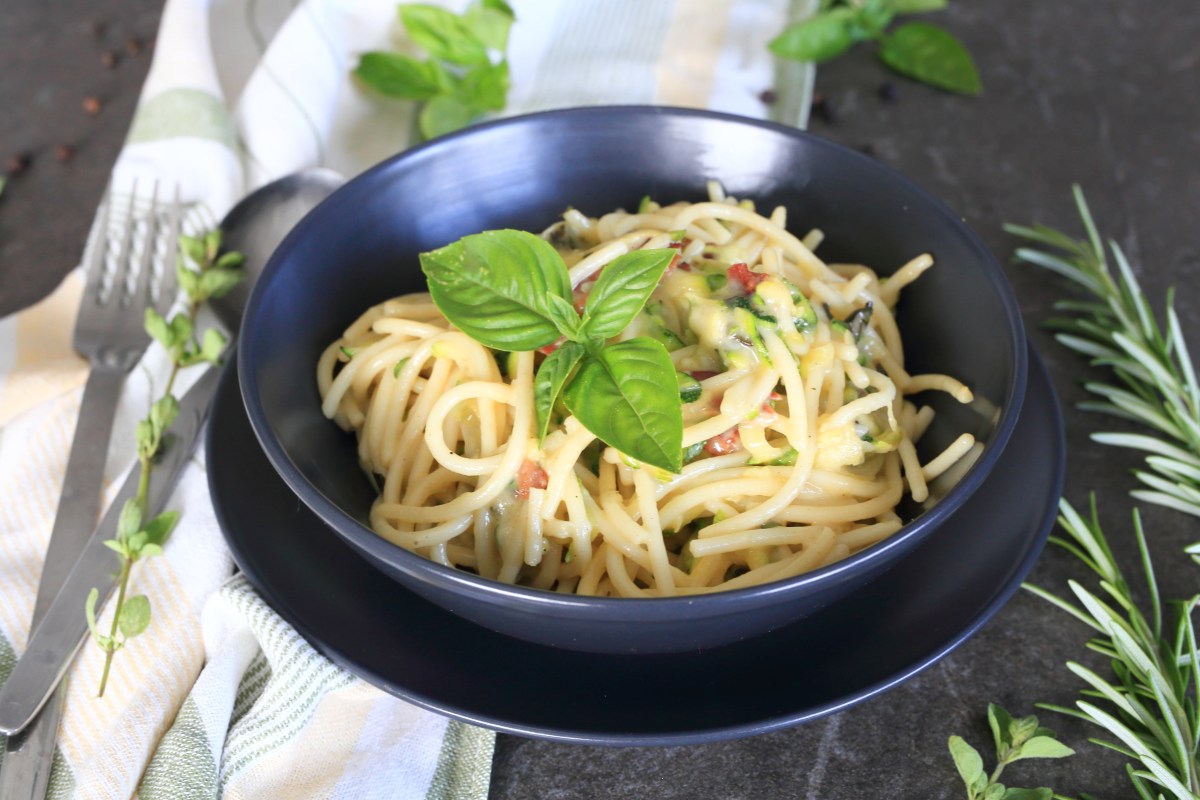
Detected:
left=420, top=230, right=682, bottom=472
left=354, top=0, right=515, bottom=140
left=769, top=0, right=981, bottom=96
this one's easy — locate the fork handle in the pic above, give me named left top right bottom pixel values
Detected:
left=32, top=365, right=125, bottom=623
left=0, top=364, right=124, bottom=800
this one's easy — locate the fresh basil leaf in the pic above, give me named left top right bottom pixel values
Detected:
left=534, top=341, right=585, bottom=441
left=462, top=3, right=514, bottom=50
left=420, top=229, right=573, bottom=351
left=459, top=60, right=510, bottom=112
left=400, top=3, right=489, bottom=66
left=579, top=249, right=674, bottom=340
left=879, top=22, right=981, bottom=95
left=891, top=0, right=948, bottom=12
left=481, top=0, right=515, bottom=18
left=418, top=93, right=479, bottom=139
left=118, top=594, right=151, bottom=639
left=768, top=8, right=856, bottom=63
left=982, top=785, right=1005, bottom=800
left=545, top=293, right=582, bottom=340
left=947, top=736, right=985, bottom=789
left=563, top=338, right=683, bottom=473
left=849, top=0, right=894, bottom=40
left=354, top=51, right=449, bottom=100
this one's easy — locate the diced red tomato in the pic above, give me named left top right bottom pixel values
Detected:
left=516, top=460, right=549, bottom=498
left=538, top=338, right=564, bottom=356
left=703, top=427, right=741, bottom=456
left=728, top=262, right=766, bottom=293
left=664, top=252, right=692, bottom=274
left=750, top=392, right=784, bottom=426
left=689, top=370, right=717, bottom=381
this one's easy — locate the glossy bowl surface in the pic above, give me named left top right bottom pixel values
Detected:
left=238, top=106, right=1027, bottom=654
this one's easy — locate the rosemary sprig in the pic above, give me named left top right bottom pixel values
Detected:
left=1009, top=189, right=1200, bottom=798
left=85, top=229, right=243, bottom=696
left=1005, top=187, right=1200, bottom=525
left=1025, top=498, right=1200, bottom=799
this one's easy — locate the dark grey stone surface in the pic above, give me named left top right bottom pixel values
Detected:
left=4, top=1, right=1198, bottom=798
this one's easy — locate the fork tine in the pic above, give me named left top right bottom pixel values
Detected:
left=80, top=183, right=112, bottom=301
left=154, top=185, right=182, bottom=316
left=112, top=179, right=140, bottom=307
left=131, top=181, right=160, bottom=315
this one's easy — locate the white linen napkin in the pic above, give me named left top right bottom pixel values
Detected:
left=0, top=0, right=814, bottom=796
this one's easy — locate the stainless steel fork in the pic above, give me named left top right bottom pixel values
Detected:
left=0, top=180, right=182, bottom=799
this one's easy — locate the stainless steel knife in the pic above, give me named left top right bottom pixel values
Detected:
left=0, top=364, right=223, bottom=738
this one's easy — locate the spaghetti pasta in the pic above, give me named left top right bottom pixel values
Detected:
left=317, top=185, right=975, bottom=596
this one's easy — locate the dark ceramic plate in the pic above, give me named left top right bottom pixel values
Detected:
left=208, top=344, right=1063, bottom=746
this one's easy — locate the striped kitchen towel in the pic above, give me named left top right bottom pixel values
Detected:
left=0, top=0, right=814, bottom=797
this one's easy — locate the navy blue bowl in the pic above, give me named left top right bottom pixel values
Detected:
left=238, top=106, right=1027, bottom=654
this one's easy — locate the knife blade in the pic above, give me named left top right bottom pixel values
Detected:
left=0, top=364, right=223, bottom=737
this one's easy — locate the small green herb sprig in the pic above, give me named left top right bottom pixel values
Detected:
left=86, top=229, right=243, bottom=697
left=770, top=0, right=981, bottom=95
left=355, top=0, right=514, bottom=141
left=419, top=229, right=682, bottom=472
left=949, top=703, right=1076, bottom=800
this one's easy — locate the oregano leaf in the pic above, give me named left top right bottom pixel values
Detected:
left=143, top=510, right=180, bottom=548
left=988, top=703, right=1015, bottom=753
left=85, top=587, right=100, bottom=636
left=116, top=499, right=142, bottom=542
left=117, top=595, right=151, bottom=639
left=1012, top=736, right=1075, bottom=760
left=201, top=327, right=229, bottom=363
left=150, top=394, right=180, bottom=437
left=1000, top=789, right=1052, bottom=800
left=144, top=308, right=173, bottom=350
left=948, top=735, right=985, bottom=789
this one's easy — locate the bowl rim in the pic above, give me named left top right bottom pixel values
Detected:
left=238, top=104, right=1029, bottom=614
